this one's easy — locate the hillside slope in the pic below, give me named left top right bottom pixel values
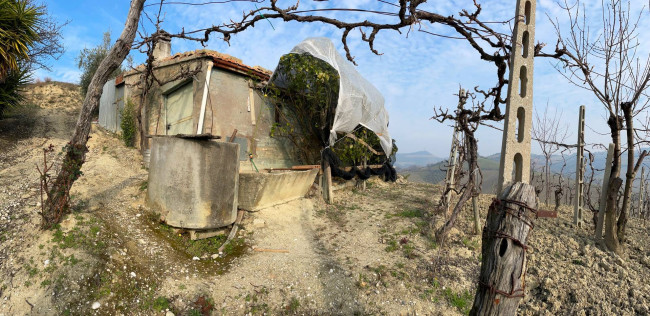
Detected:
left=399, top=157, right=501, bottom=193
left=0, top=82, right=649, bottom=315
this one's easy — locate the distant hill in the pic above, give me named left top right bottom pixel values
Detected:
left=394, top=151, right=443, bottom=168
left=398, top=156, right=502, bottom=193
left=398, top=147, right=650, bottom=195
left=486, top=149, right=649, bottom=181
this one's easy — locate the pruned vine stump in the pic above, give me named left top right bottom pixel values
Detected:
left=470, top=182, right=537, bottom=315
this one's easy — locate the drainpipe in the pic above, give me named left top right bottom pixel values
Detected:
left=196, top=62, right=213, bottom=134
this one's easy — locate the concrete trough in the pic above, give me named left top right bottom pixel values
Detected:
left=147, top=136, right=240, bottom=229
left=238, top=169, right=318, bottom=211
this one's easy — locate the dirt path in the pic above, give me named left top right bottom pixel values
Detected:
left=156, top=199, right=365, bottom=314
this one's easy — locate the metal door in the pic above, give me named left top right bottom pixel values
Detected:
left=115, top=84, right=125, bottom=129
left=165, top=82, right=194, bottom=135
left=98, top=81, right=117, bottom=132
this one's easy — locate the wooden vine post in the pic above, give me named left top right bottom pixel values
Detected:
left=324, top=160, right=334, bottom=204
left=471, top=0, right=539, bottom=314
left=471, top=183, right=537, bottom=315
left=472, top=173, right=481, bottom=235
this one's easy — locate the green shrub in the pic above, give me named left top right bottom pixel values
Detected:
left=395, top=209, right=425, bottom=218
left=120, top=99, right=137, bottom=147
left=443, top=288, right=473, bottom=314
left=152, top=296, right=169, bottom=312
left=332, top=127, right=376, bottom=166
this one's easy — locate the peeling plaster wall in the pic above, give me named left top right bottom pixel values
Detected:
left=204, top=68, right=297, bottom=170
left=123, top=57, right=299, bottom=170
left=124, top=58, right=210, bottom=150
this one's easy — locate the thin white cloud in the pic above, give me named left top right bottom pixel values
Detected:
left=35, top=0, right=650, bottom=157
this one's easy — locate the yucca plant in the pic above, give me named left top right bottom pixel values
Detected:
left=0, top=65, right=30, bottom=117
left=0, top=0, right=41, bottom=80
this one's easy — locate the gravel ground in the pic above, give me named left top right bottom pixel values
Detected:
left=1, top=82, right=649, bottom=315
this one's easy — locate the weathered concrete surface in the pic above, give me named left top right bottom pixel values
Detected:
left=497, top=0, right=537, bottom=195
left=123, top=51, right=299, bottom=170
left=238, top=169, right=318, bottom=211
left=147, top=137, right=240, bottom=229
left=124, top=57, right=210, bottom=150
left=574, top=105, right=586, bottom=226
left=204, top=68, right=297, bottom=170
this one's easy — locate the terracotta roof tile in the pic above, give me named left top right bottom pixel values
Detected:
left=162, top=49, right=272, bottom=79
left=123, top=49, right=272, bottom=81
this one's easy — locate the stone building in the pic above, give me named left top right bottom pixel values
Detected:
left=98, top=36, right=298, bottom=170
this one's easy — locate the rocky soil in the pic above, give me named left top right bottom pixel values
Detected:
left=0, top=82, right=649, bottom=315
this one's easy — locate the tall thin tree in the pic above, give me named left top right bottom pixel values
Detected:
left=552, top=0, right=650, bottom=252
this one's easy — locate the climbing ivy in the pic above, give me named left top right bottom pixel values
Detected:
left=266, top=53, right=340, bottom=164
left=266, top=53, right=397, bottom=166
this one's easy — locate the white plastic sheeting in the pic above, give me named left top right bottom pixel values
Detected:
left=276, top=37, right=392, bottom=155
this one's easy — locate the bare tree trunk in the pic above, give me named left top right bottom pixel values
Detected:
left=41, top=0, right=146, bottom=229
left=470, top=182, right=537, bottom=316
left=604, top=177, right=623, bottom=254
left=602, top=114, right=622, bottom=251
left=554, top=187, right=562, bottom=212
left=438, top=181, right=474, bottom=242
left=616, top=102, right=647, bottom=241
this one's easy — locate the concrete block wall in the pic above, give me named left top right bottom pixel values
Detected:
left=204, top=67, right=299, bottom=170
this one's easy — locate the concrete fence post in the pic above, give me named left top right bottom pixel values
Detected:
left=637, top=167, right=644, bottom=218
left=595, top=143, right=615, bottom=241
left=573, top=105, right=585, bottom=227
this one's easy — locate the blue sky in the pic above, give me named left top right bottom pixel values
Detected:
left=35, top=0, right=650, bottom=158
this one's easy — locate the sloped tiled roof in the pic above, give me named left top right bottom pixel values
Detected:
left=122, top=49, right=272, bottom=81
left=162, top=49, right=272, bottom=80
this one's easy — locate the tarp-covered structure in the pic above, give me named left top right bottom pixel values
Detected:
left=270, top=37, right=392, bottom=156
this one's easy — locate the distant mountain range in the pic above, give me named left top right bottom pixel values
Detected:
left=394, top=151, right=443, bottom=168
left=487, top=149, right=649, bottom=179
left=396, top=148, right=650, bottom=195
left=398, top=156, right=501, bottom=193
